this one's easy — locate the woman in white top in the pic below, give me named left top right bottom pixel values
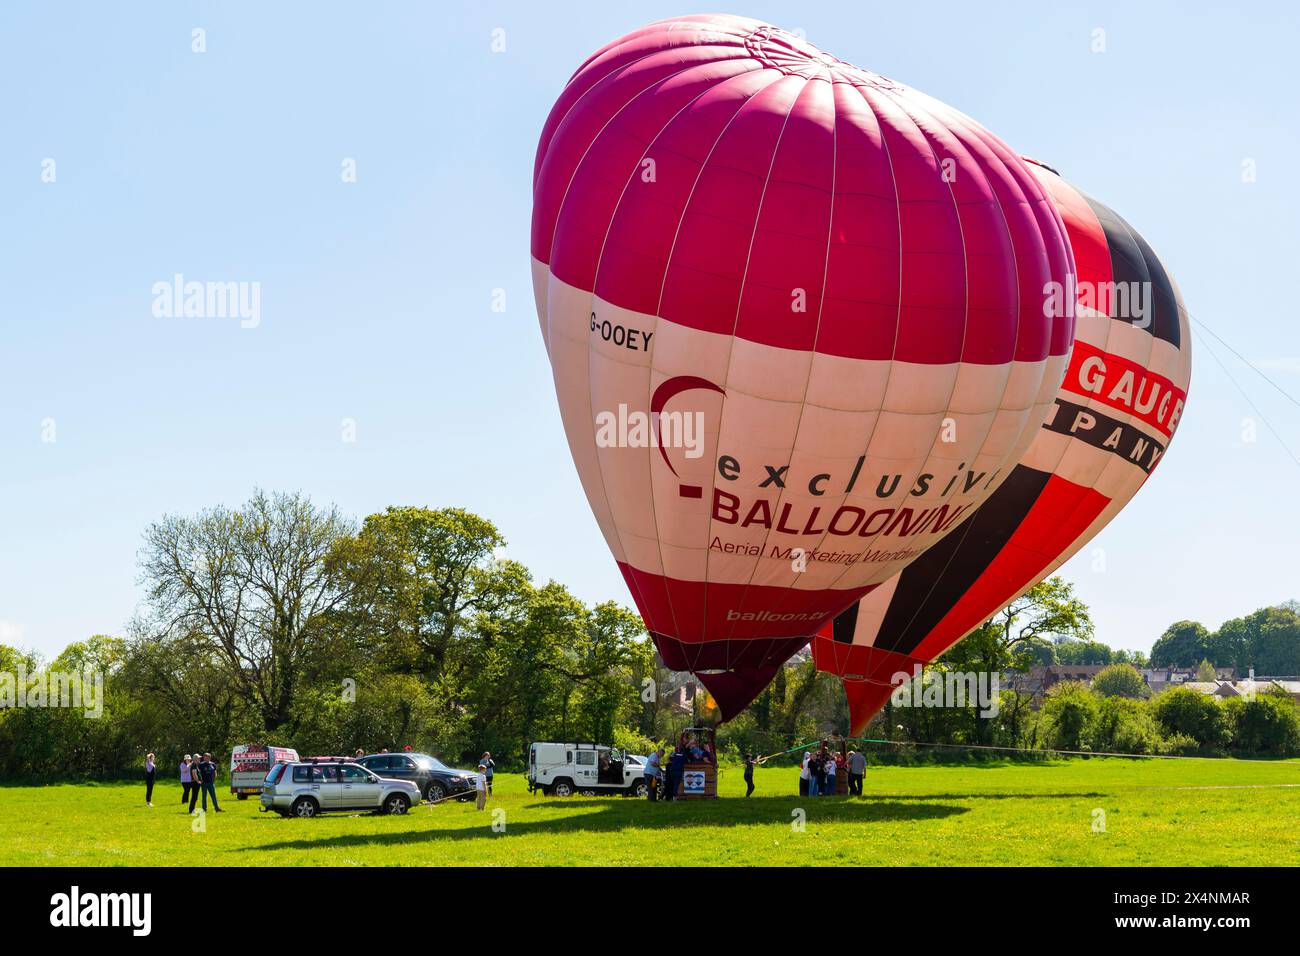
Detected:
left=474, top=764, right=488, bottom=811
left=179, top=754, right=193, bottom=805
left=799, top=752, right=811, bottom=797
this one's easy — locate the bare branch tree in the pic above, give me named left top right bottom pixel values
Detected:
left=137, top=489, right=356, bottom=731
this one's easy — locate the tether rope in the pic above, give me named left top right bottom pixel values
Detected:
left=755, top=736, right=1300, bottom=764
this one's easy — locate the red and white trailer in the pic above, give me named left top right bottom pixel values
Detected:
left=230, top=744, right=299, bottom=799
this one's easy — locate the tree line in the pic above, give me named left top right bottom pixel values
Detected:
left=846, top=583, right=1300, bottom=761
left=1149, top=606, right=1300, bottom=674
left=1, top=490, right=1297, bottom=778
left=0, top=492, right=671, bottom=778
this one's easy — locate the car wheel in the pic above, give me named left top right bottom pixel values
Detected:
left=290, top=797, right=319, bottom=819
left=426, top=782, right=447, bottom=802
left=630, top=780, right=649, bottom=798
left=552, top=780, right=574, bottom=797
left=384, top=793, right=410, bottom=815
left=237, top=793, right=249, bottom=801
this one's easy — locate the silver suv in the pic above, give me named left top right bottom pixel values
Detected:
left=260, top=760, right=421, bottom=818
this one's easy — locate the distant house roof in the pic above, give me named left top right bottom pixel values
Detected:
left=1142, top=667, right=1236, bottom=685
left=668, top=682, right=698, bottom=714
left=1006, top=665, right=1111, bottom=696
left=1177, top=679, right=1300, bottom=699
left=1030, top=665, right=1110, bottom=682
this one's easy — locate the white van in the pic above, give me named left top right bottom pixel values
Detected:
left=230, top=744, right=299, bottom=799
left=527, top=742, right=649, bottom=797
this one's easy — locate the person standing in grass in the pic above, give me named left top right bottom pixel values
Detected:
left=743, top=753, right=756, bottom=797
left=197, top=752, right=222, bottom=813
left=187, top=747, right=204, bottom=812
left=480, top=752, right=495, bottom=795
left=799, top=750, right=811, bottom=797
left=474, top=764, right=489, bottom=810
left=144, top=753, right=156, bottom=807
left=179, top=754, right=193, bottom=806
left=846, top=749, right=866, bottom=796
left=809, top=751, right=823, bottom=797
left=824, top=750, right=837, bottom=796
left=665, top=746, right=686, bottom=802
left=644, top=748, right=663, bottom=801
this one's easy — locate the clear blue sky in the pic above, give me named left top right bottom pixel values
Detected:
left=2, top=1, right=1297, bottom=660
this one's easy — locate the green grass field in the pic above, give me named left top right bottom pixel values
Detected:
left=3, top=759, right=1298, bottom=866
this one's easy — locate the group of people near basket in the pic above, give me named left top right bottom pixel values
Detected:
left=642, top=732, right=719, bottom=801
left=799, top=742, right=868, bottom=797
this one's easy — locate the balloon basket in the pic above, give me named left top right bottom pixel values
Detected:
left=670, top=726, right=719, bottom=800
left=671, top=762, right=718, bottom=800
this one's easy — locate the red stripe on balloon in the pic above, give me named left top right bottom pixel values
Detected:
left=1027, top=160, right=1114, bottom=299
left=617, top=562, right=874, bottom=644
left=1058, top=341, right=1188, bottom=439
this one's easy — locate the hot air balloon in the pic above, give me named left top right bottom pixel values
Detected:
left=532, top=15, right=1077, bottom=719
left=812, top=158, right=1193, bottom=734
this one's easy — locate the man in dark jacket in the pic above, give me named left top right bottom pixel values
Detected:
left=665, top=748, right=687, bottom=802
left=197, top=752, right=222, bottom=813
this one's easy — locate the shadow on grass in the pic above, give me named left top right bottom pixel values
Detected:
left=249, top=796, right=968, bottom=853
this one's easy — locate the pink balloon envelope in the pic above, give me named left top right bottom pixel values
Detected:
left=532, top=15, right=1076, bottom=717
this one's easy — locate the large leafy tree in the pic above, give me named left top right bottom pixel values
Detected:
left=120, top=626, right=255, bottom=754
left=1041, top=680, right=1099, bottom=750
left=1150, top=620, right=1212, bottom=668
left=975, top=576, right=1094, bottom=665
left=1054, top=640, right=1115, bottom=665
left=1092, top=663, right=1149, bottom=699
left=943, top=576, right=1094, bottom=678
left=337, top=508, right=658, bottom=761
left=1211, top=605, right=1300, bottom=675
left=467, top=578, right=585, bottom=757
left=568, top=602, right=653, bottom=745
left=1150, top=686, right=1231, bottom=750
left=343, top=506, right=525, bottom=679
left=1252, top=607, right=1300, bottom=675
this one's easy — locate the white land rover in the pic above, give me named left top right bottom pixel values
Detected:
left=527, top=742, right=650, bottom=797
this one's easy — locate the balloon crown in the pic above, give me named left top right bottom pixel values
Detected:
left=738, top=23, right=902, bottom=90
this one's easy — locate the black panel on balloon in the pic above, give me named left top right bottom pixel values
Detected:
left=832, top=601, right=860, bottom=644
left=1083, top=194, right=1181, bottom=349
left=873, top=465, right=1052, bottom=656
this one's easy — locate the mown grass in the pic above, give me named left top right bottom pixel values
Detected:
left=2, top=758, right=1297, bottom=866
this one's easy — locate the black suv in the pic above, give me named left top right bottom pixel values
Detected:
left=355, top=752, right=478, bottom=802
